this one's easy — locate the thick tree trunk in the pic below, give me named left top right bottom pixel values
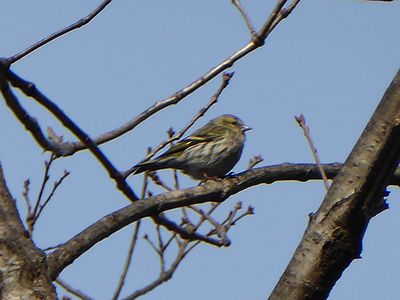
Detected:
left=0, top=165, right=56, bottom=299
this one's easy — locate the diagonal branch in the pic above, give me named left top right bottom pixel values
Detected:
left=2, top=67, right=138, bottom=201
left=7, top=0, right=113, bottom=64
left=152, top=215, right=229, bottom=247
left=0, top=66, right=61, bottom=154
left=231, top=0, right=256, bottom=36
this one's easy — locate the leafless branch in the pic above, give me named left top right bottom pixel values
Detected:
left=112, top=173, right=150, bottom=299
left=231, top=0, right=256, bottom=35
left=22, top=179, right=32, bottom=220
left=25, top=155, right=70, bottom=236
left=31, top=155, right=56, bottom=222
left=148, top=172, right=173, bottom=192
left=7, top=0, right=112, bottom=64
left=0, top=71, right=61, bottom=154
left=3, top=68, right=138, bottom=201
left=56, top=278, right=94, bottom=300
left=247, top=155, right=264, bottom=170
left=295, top=114, right=329, bottom=190
left=124, top=241, right=189, bottom=300
left=32, top=170, right=70, bottom=230
left=152, top=215, right=227, bottom=247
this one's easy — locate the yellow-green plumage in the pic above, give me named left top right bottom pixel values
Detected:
left=133, top=114, right=251, bottom=179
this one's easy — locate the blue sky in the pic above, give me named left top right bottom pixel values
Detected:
left=1, top=0, right=400, bottom=299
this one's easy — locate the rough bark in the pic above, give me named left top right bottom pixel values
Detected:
left=0, top=165, right=56, bottom=299
left=269, top=69, right=400, bottom=299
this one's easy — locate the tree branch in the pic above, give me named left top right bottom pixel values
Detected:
left=46, top=162, right=400, bottom=279
left=7, top=0, right=112, bottom=64
left=2, top=67, right=138, bottom=201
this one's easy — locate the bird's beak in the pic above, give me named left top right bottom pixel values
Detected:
left=241, top=126, right=252, bottom=132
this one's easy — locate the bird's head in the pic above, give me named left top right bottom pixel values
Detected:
left=213, top=114, right=252, bottom=133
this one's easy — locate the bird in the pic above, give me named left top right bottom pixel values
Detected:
left=132, top=114, right=251, bottom=180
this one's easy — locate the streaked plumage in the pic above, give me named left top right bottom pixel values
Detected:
left=133, top=114, right=251, bottom=179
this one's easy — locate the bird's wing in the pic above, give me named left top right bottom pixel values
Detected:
left=159, top=125, right=225, bottom=158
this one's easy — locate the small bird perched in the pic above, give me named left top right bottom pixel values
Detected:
left=132, top=114, right=251, bottom=180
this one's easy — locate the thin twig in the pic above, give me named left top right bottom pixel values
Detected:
left=22, top=179, right=32, bottom=221
left=7, top=0, right=112, bottom=64
left=247, top=155, right=264, bottom=170
left=32, top=170, right=70, bottom=228
left=229, top=205, right=255, bottom=225
left=144, top=234, right=161, bottom=256
left=123, top=241, right=189, bottom=300
left=111, top=221, right=141, bottom=300
left=231, top=0, right=256, bottom=35
left=295, top=114, right=329, bottom=190
left=163, top=233, right=177, bottom=251
left=270, top=0, right=301, bottom=32
left=32, top=155, right=56, bottom=220
left=152, top=215, right=228, bottom=247
left=155, top=224, right=166, bottom=272
left=183, top=203, right=253, bottom=256
left=112, top=173, right=149, bottom=299
left=189, top=206, right=221, bottom=229
left=258, top=0, right=298, bottom=38
left=148, top=172, right=173, bottom=192
left=56, top=278, right=94, bottom=300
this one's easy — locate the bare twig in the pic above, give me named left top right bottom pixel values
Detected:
left=231, top=0, right=256, bottom=35
left=152, top=215, right=228, bottom=247
left=295, top=114, right=329, bottom=190
left=189, top=206, right=221, bottom=229
left=32, top=155, right=56, bottom=221
left=123, top=241, right=189, bottom=300
left=259, top=0, right=301, bottom=38
left=230, top=205, right=255, bottom=225
left=111, top=221, right=141, bottom=300
left=224, top=201, right=243, bottom=228
left=7, top=0, right=112, bottom=64
left=22, top=179, right=32, bottom=220
left=247, top=155, right=264, bottom=170
left=32, top=170, right=70, bottom=229
left=148, top=172, right=173, bottom=192
left=143, top=234, right=162, bottom=257
left=155, top=225, right=166, bottom=272
left=56, top=278, right=94, bottom=300
left=112, top=173, right=149, bottom=299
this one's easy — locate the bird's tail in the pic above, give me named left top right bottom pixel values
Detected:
left=132, top=160, right=161, bottom=175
